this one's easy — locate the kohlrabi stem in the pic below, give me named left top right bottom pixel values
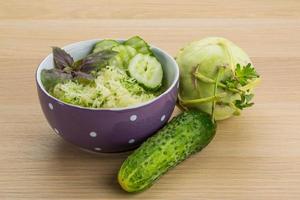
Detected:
left=240, top=77, right=261, bottom=91
left=194, top=68, right=260, bottom=94
left=179, top=93, right=226, bottom=106
left=229, top=102, right=241, bottom=115
left=194, top=71, right=241, bottom=94
left=193, top=71, right=215, bottom=84
left=218, top=40, right=235, bottom=72
left=211, top=67, right=224, bottom=121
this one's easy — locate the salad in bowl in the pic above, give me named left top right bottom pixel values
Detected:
left=36, top=36, right=179, bottom=153
left=41, top=36, right=165, bottom=109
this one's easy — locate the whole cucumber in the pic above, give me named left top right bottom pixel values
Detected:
left=118, top=110, right=216, bottom=192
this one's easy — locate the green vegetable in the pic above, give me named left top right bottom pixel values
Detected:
left=92, top=39, right=119, bottom=53
left=109, top=45, right=137, bottom=69
left=118, top=110, right=216, bottom=192
left=41, top=68, right=72, bottom=91
left=41, top=36, right=165, bottom=109
left=124, top=36, right=151, bottom=54
left=41, top=47, right=117, bottom=91
left=79, top=50, right=118, bottom=72
left=53, top=66, right=157, bottom=108
left=176, top=37, right=260, bottom=120
left=128, top=53, right=163, bottom=90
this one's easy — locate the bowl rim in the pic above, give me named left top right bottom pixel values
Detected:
left=36, top=38, right=179, bottom=111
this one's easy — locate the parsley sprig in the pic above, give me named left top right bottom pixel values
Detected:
left=223, top=63, right=259, bottom=110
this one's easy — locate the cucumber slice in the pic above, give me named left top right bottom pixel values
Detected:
left=124, top=36, right=152, bottom=54
left=109, top=45, right=137, bottom=69
left=128, top=54, right=163, bottom=89
left=92, top=39, right=119, bottom=53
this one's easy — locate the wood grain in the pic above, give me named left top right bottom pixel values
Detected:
left=0, top=1, right=300, bottom=199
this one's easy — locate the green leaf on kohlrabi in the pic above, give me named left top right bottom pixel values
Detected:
left=223, top=63, right=259, bottom=110
left=235, top=63, right=259, bottom=86
left=235, top=93, right=254, bottom=110
left=224, top=63, right=259, bottom=89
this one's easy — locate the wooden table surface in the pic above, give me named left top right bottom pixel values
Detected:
left=1, top=1, right=300, bottom=199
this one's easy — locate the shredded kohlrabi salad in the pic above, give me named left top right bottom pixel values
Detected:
left=52, top=66, right=156, bottom=108
left=41, top=36, right=164, bottom=108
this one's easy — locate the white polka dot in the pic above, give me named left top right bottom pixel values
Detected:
left=130, top=115, right=137, bottom=121
left=48, top=103, right=53, bottom=110
left=89, top=131, right=97, bottom=137
left=94, top=147, right=102, bottom=151
left=161, top=115, right=166, bottom=122
left=128, top=139, right=135, bottom=144
left=54, top=128, right=59, bottom=134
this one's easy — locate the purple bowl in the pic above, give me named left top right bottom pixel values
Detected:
left=36, top=39, right=179, bottom=153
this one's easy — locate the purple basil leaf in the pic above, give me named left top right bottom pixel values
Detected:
left=41, top=68, right=72, bottom=91
left=63, top=66, right=73, bottom=73
left=80, top=50, right=117, bottom=73
left=73, top=59, right=83, bottom=71
left=72, top=71, right=95, bottom=84
left=52, top=47, right=74, bottom=70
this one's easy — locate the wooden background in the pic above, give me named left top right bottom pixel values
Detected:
left=1, top=0, right=300, bottom=199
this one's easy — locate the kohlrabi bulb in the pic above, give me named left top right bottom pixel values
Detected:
left=176, top=37, right=260, bottom=120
